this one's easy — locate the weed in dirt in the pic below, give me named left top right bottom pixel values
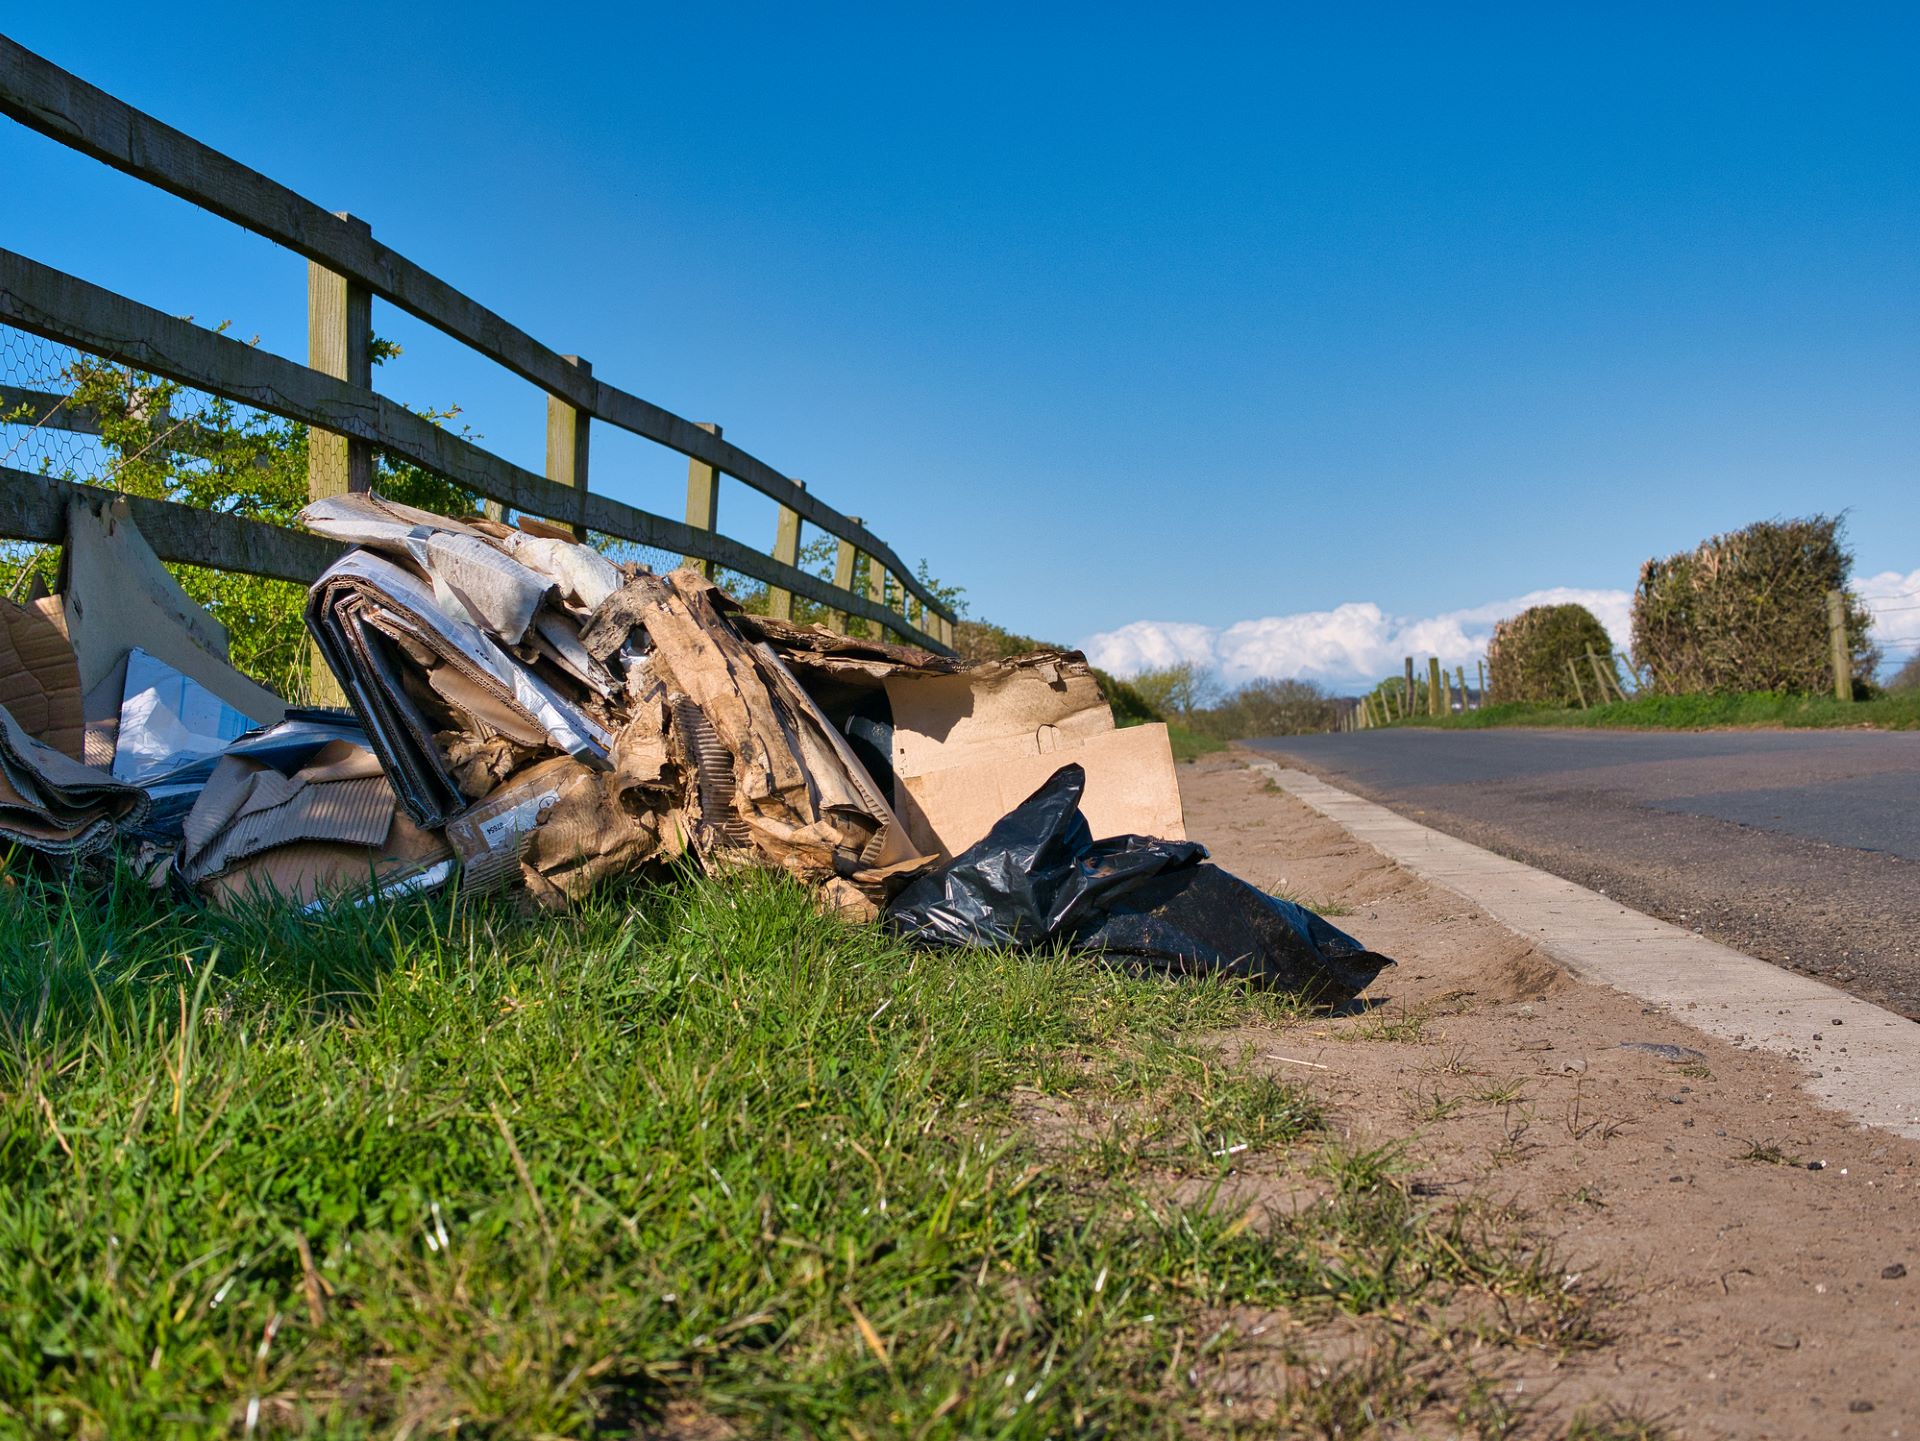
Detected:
left=1473, top=1076, right=1530, bottom=1106
left=1563, top=1403, right=1675, bottom=1440
left=1405, top=1083, right=1465, bottom=1124
left=1428, top=1044, right=1474, bottom=1076
left=1678, top=1063, right=1714, bottom=1080
left=1563, top=1083, right=1627, bottom=1146
left=1736, top=1138, right=1804, bottom=1166
left=1267, top=883, right=1354, bottom=918
left=1343, top=1003, right=1432, bottom=1044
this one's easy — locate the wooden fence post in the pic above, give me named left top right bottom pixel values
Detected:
left=1455, top=665, right=1467, bottom=711
left=682, top=422, right=722, bottom=579
left=829, top=518, right=860, bottom=632
left=1428, top=656, right=1444, bottom=716
left=545, top=354, right=591, bottom=538
left=868, top=558, right=891, bottom=642
left=1827, top=589, right=1853, bottom=702
left=1567, top=658, right=1589, bottom=709
left=306, top=211, right=372, bottom=703
left=1586, top=646, right=1625, bottom=705
left=1403, top=656, right=1415, bottom=718
left=1476, top=659, right=1486, bottom=708
left=766, top=479, right=805, bottom=621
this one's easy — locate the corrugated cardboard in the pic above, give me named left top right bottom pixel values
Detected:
left=896, top=723, right=1186, bottom=860
left=0, top=700, right=150, bottom=858
left=181, top=738, right=449, bottom=908
left=61, top=496, right=285, bottom=759
left=0, top=593, right=83, bottom=760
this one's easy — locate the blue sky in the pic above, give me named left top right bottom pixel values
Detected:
left=4, top=4, right=1916, bottom=681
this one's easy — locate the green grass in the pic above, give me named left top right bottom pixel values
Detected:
left=1390, top=687, right=1920, bottom=732
left=0, top=863, right=1604, bottom=1437
left=1163, top=721, right=1227, bottom=762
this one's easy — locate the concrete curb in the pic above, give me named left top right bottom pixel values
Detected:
left=1251, top=761, right=1920, bottom=1140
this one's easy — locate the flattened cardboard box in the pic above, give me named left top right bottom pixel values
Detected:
left=896, top=723, right=1186, bottom=860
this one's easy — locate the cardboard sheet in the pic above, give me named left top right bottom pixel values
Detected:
left=61, top=495, right=286, bottom=752
left=0, top=593, right=83, bottom=760
left=883, top=658, right=1114, bottom=780
left=895, top=723, right=1186, bottom=860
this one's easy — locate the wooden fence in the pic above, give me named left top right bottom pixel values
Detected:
left=0, top=35, right=958, bottom=662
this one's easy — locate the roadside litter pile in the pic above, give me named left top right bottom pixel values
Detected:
left=0, top=491, right=1390, bottom=1002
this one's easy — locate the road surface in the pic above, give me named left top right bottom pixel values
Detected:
left=1246, top=728, right=1920, bottom=1019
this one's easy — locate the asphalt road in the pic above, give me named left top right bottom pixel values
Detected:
left=1246, top=728, right=1920, bottom=1019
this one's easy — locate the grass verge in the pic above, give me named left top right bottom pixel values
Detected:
left=1391, top=688, right=1920, bottom=732
left=2, top=863, right=1612, bottom=1437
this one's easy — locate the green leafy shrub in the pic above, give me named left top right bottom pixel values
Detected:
left=1193, top=677, right=1339, bottom=738
left=1, top=342, right=477, bottom=699
left=1631, top=515, right=1877, bottom=696
left=1486, top=603, right=1614, bottom=706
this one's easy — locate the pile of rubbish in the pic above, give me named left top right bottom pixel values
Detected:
left=0, top=491, right=1390, bottom=1003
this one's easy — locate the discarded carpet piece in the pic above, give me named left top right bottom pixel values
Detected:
left=886, top=763, right=1393, bottom=1003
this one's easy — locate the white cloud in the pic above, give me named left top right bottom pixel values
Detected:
left=1081, top=587, right=1634, bottom=692
left=1083, top=574, right=1920, bottom=690
left=1859, top=568, right=1920, bottom=673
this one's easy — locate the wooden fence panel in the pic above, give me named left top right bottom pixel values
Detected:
left=0, top=250, right=947, bottom=650
left=0, top=37, right=956, bottom=626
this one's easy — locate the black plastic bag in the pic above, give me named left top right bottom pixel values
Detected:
left=884, top=763, right=1393, bottom=1004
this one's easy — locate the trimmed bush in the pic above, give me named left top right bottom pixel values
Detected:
left=1631, top=516, right=1877, bottom=696
left=1486, top=604, right=1614, bottom=706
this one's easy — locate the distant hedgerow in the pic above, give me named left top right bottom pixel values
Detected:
left=1630, top=515, right=1877, bottom=696
left=1486, top=603, right=1613, bottom=707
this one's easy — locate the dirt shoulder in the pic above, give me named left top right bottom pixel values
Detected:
left=1178, top=752, right=1920, bottom=1438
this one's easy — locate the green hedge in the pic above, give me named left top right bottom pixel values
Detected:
left=1631, top=515, right=1875, bottom=696
left=1486, top=603, right=1613, bottom=706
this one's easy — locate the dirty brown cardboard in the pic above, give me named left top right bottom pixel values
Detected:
left=894, top=722, right=1186, bottom=859
left=62, top=495, right=285, bottom=741
left=0, top=593, right=83, bottom=760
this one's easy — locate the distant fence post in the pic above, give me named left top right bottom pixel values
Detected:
left=1427, top=657, right=1443, bottom=716
left=306, top=211, right=372, bottom=702
left=1567, top=658, right=1589, bottom=709
left=1454, top=665, right=1466, bottom=712
left=766, top=478, right=804, bottom=621
left=1826, top=589, right=1853, bottom=702
left=545, top=354, right=592, bottom=538
left=682, top=421, right=722, bottom=579
left=829, top=517, right=860, bottom=632
left=868, top=558, right=891, bottom=641
left=1403, top=656, right=1415, bottom=717
left=1476, top=659, right=1486, bottom=708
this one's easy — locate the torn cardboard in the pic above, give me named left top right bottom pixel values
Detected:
left=179, top=737, right=449, bottom=908
left=0, top=701, right=150, bottom=859
left=0, top=592, right=83, bottom=761
left=61, top=494, right=284, bottom=771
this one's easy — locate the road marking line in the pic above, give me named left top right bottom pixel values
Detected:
left=1252, top=762, right=1920, bottom=1139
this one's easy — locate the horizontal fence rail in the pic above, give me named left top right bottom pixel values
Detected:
left=0, top=34, right=956, bottom=654
left=0, top=463, right=346, bottom=584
